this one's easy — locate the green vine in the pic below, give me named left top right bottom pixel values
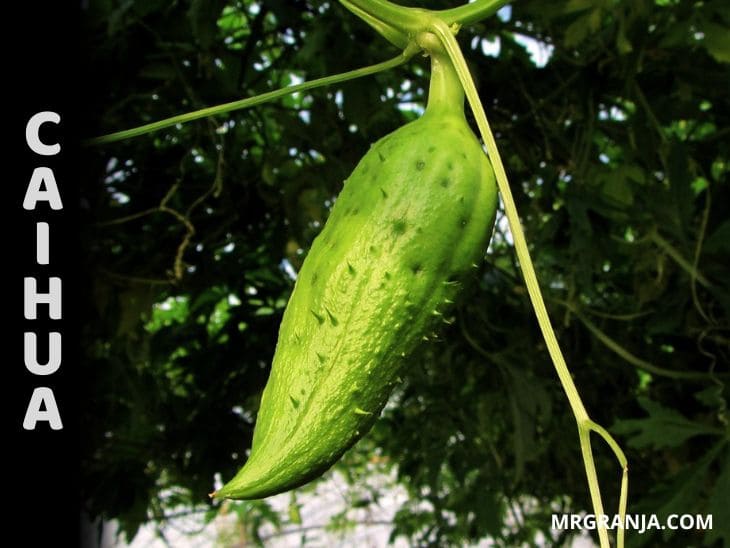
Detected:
left=87, top=49, right=418, bottom=145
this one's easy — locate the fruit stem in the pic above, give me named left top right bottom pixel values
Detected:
left=421, top=34, right=464, bottom=118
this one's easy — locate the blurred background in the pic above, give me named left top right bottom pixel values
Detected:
left=79, top=1, right=729, bottom=546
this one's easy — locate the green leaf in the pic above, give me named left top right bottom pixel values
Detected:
left=563, top=6, right=604, bottom=48
left=627, top=442, right=725, bottom=546
left=654, top=443, right=723, bottom=542
left=601, top=173, right=634, bottom=207
left=612, top=397, right=720, bottom=449
left=694, top=385, right=727, bottom=413
left=701, top=22, right=730, bottom=63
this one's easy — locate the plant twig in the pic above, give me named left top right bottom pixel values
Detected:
left=86, top=52, right=417, bottom=145
left=560, top=301, right=726, bottom=381
left=649, top=229, right=712, bottom=289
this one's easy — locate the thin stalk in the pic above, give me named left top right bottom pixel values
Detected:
left=568, top=305, right=721, bottom=381
left=336, top=0, right=424, bottom=34
left=340, top=0, right=410, bottom=48
left=691, top=187, right=712, bottom=323
left=439, top=0, right=510, bottom=26
left=428, top=19, right=627, bottom=548
left=87, top=51, right=416, bottom=146
left=649, top=229, right=712, bottom=289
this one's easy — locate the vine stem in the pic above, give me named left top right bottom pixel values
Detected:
left=438, top=0, right=510, bottom=26
left=86, top=50, right=418, bottom=145
left=561, top=301, right=725, bottom=381
left=648, top=229, right=712, bottom=289
left=341, top=0, right=509, bottom=47
left=428, top=19, right=628, bottom=548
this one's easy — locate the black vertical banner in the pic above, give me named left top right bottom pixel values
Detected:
left=9, top=2, right=80, bottom=544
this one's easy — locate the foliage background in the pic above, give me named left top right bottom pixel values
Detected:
left=80, top=0, right=729, bottom=546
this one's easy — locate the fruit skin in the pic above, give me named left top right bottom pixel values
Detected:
left=216, top=54, right=498, bottom=500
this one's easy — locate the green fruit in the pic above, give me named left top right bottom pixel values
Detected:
left=215, top=51, right=498, bottom=500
